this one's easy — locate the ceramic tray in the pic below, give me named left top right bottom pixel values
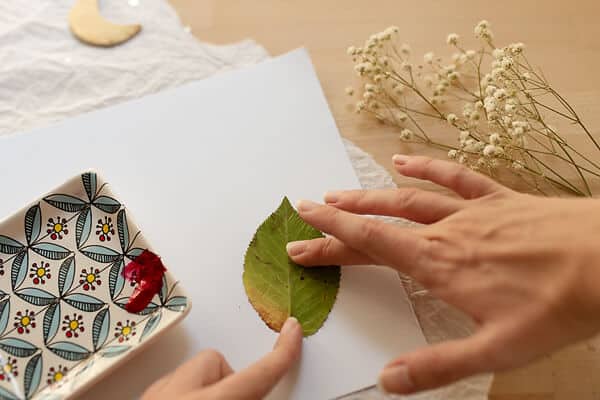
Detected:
left=0, top=172, right=190, bottom=399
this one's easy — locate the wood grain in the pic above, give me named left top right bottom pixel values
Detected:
left=167, top=1, right=600, bottom=398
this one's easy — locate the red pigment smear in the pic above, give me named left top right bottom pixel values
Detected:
left=122, top=250, right=166, bottom=313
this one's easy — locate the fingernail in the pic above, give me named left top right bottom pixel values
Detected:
left=296, top=200, right=319, bottom=212
left=281, top=316, right=299, bottom=335
left=392, top=154, right=410, bottom=165
left=286, top=241, right=306, bottom=257
left=379, top=364, right=414, bottom=394
left=324, top=191, right=340, bottom=204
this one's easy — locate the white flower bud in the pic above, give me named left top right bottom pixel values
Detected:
left=448, top=149, right=458, bottom=159
left=510, top=42, right=525, bottom=54
left=501, top=57, right=514, bottom=70
left=491, top=68, right=504, bottom=80
left=493, top=89, right=507, bottom=100
left=355, top=101, right=366, bottom=113
left=483, top=144, right=496, bottom=157
left=400, top=129, right=413, bottom=141
left=492, top=48, right=505, bottom=59
left=446, top=113, right=458, bottom=124
left=345, top=87, right=354, bottom=96
left=424, top=52, right=435, bottom=64
left=477, top=20, right=489, bottom=29
left=485, top=85, right=497, bottom=96
left=446, top=33, right=460, bottom=45
left=489, top=133, right=500, bottom=144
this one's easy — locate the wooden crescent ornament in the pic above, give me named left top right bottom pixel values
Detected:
left=69, top=0, right=141, bottom=47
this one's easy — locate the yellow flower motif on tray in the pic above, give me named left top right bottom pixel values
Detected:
left=13, top=310, right=36, bottom=334
left=47, top=365, right=68, bottom=386
left=46, top=216, right=69, bottom=240
left=29, top=261, right=51, bottom=285
left=114, top=320, right=136, bottom=343
left=96, top=216, right=114, bottom=242
left=0, top=357, right=18, bottom=381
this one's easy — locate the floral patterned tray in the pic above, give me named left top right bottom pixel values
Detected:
left=0, top=172, right=190, bottom=399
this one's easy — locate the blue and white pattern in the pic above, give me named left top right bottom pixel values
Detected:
left=0, top=172, right=189, bottom=399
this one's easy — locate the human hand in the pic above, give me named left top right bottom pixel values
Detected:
left=286, top=154, right=600, bottom=395
left=141, top=317, right=302, bottom=400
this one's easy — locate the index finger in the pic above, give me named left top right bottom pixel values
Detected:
left=393, top=155, right=504, bottom=199
left=295, top=200, right=432, bottom=278
left=202, top=317, right=303, bottom=400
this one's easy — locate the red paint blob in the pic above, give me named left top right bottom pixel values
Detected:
left=122, top=250, right=166, bottom=313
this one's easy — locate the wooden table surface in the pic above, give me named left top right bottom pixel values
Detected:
left=167, top=1, right=600, bottom=398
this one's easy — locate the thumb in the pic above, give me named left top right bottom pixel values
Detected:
left=378, top=330, right=496, bottom=394
left=201, top=317, right=303, bottom=400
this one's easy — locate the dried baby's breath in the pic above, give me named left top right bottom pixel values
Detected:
left=346, top=21, right=600, bottom=196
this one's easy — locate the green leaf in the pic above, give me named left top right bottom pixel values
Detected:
left=43, top=194, right=87, bottom=213
left=30, top=243, right=71, bottom=260
left=0, top=236, right=25, bottom=255
left=24, top=353, right=42, bottom=398
left=0, top=337, right=38, bottom=357
left=243, top=197, right=340, bottom=337
left=48, top=341, right=90, bottom=361
left=24, top=204, right=41, bottom=244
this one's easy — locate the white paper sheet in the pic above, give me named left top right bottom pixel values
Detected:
left=0, top=49, right=426, bottom=400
